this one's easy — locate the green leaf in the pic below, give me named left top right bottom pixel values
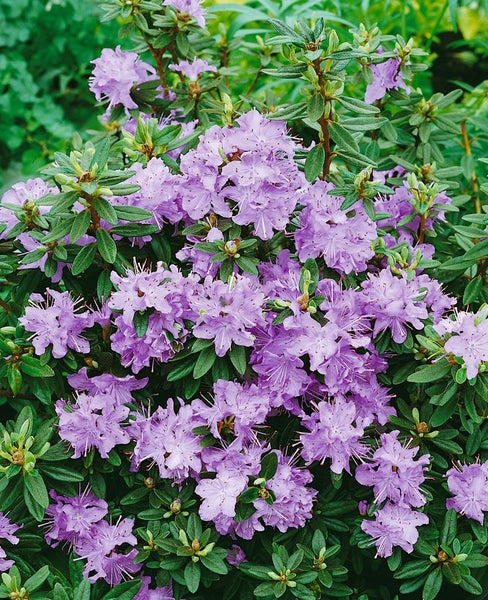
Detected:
left=24, top=566, right=50, bottom=592
left=422, top=569, right=443, bottom=600
left=73, top=579, right=91, bottom=600
left=260, top=452, right=278, bottom=480
left=407, top=361, right=451, bottom=383
left=39, top=464, right=85, bottom=483
left=133, top=311, right=150, bottom=338
left=463, top=277, right=483, bottom=305
left=70, top=210, right=91, bottom=243
left=71, top=244, right=97, bottom=276
left=304, top=145, right=325, bottom=182
left=440, top=509, right=457, bottom=546
left=113, top=206, right=153, bottom=221
left=235, top=256, right=259, bottom=275
left=96, top=228, right=117, bottom=263
left=167, top=359, right=195, bottom=382
left=290, top=583, right=316, bottom=600
left=459, top=574, right=483, bottom=595
left=253, top=582, right=275, bottom=598
left=238, top=487, right=260, bottom=503
left=24, top=472, right=49, bottom=509
left=99, top=580, right=143, bottom=600
left=328, top=121, right=359, bottom=153
left=286, top=549, right=304, bottom=571
left=19, top=356, right=54, bottom=378
left=200, top=553, right=229, bottom=575
left=53, top=583, right=70, bottom=600
left=337, top=96, right=380, bottom=114
left=184, top=561, right=201, bottom=594
left=7, top=365, right=22, bottom=396
left=193, top=346, right=217, bottom=379
left=229, top=344, right=247, bottom=375
left=308, top=94, right=325, bottom=122
left=111, top=224, right=158, bottom=237
left=93, top=197, right=118, bottom=225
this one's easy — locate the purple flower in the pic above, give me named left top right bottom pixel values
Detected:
left=300, top=397, right=367, bottom=474
left=163, top=0, right=206, bottom=27
left=134, top=577, right=176, bottom=599
left=169, top=58, right=216, bottom=80
left=191, top=379, right=271, bottom=447
left=67, top=368, right=148, bottom=406
left=295, top=180, right=377, bottom=274
left=0, top=178, right=57, bottom=239
left=128, top=400, right=203, bottom=483
left=434, top=308, right=488, bottom=380
left=446, top=462, right=488, bottom=524
left=89, top=46, right=156, bottom=111
left=361, top=502, right=429, bottom=557
left=44, top=488, right=108, bottom=548
left=355, top=431, right=430, bottom=507
left=365, top=57, right=410, bottom=104
left=189, top=275, right=266, bottom=357
left=76, top=518, right=140, bottom=585
left=55, top=392, right=130, bottom=459
left=227, top=545, right=246, bottom=567
left=0, top=513, right=21, bottom=571
left=360, top=269, right=429, bottom=343
left=19, top=289, right=93, bottom=358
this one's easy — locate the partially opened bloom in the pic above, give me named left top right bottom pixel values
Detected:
left=365, top=56, right=410, bottom=104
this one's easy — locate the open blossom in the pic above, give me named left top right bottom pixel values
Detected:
left=55, top=392, right=130, bottom=459
left=361, top=502, right=429, bottom=558
left=0, top=513, right=21, bottom=571
left=434, top=308, right=488, bottom=380
left=365, top=56, right=410, bottom=104
left=300, top=397, right=367, bottom=474
left=19, top=289, right=93, bottom=358
left=44, top=489, right=108, bottom=548
left=89, top=46, right=156, bottom=110
left=295, top=180, right=377, bottom=274
left=446, top=462, right=488, bottom=524
left=355, top=431, right=430, bottom=507
left=163, top=0, right=206, bottom=27
left=360, top=269, right=429, bottom=343
left=169, top=58, right=216, bottom=80
left=188, top=275, right=266, bottom=357
left=76, top=518, right=140, bottom=585
left=128, top=400, right=203, bottom=483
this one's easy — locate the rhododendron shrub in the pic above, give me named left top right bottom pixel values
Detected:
left=0, top=2, right=488, bottom=600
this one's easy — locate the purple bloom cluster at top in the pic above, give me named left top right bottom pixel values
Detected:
left=89, top=46, right=157, bottom=111
left=178, top=110, right=306, bottom=239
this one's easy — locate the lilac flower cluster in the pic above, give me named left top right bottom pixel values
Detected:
left=19, top=289, right=93, bottom=358
left=178, top=109, right=306, bottom=239
left=89, top=46, right=157, bottom=111
left=109, top=263, right=196, bottom=372
left=44, top=489, right=138, bottom=585
left=358, top=432, right=430, bottom=557
left=365, top=54, right=410, bottom=104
